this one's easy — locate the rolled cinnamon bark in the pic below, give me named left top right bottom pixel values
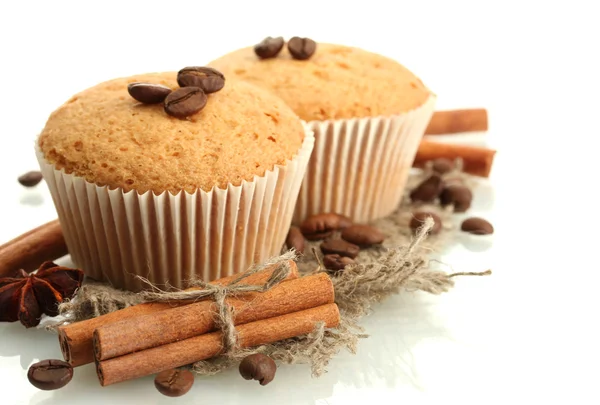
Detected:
left=0, top=219, right=68, bottom=277
left=425, top=109, right=488, bottom=135
left=58, top=261, right=299, bottom=367
left=93, top=273, right=334, bottom=361
left=96, top=303, right=340, bottom=386
left=413, top=140, right=496, bottom=177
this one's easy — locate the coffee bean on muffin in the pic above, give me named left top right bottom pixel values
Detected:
left=409, top=211, right=442, bottom=235
left=127, top=83, right=172, bottom=104
left=300, top=213, right=353, bottom=240
left=320, top=239, right=359, bottom=258
left=285, top=226, right=305, bottom=254
left=287, top=37, right=317, bottom=60
left=164, top=87, right=208, bottom=118
left=323, top=254, right=355, bottom=272
left=341, top=224, right=384, bottom=246
left=461, top=217, right=494, bottom=235
left=177, top=67, right=225, bottom=94
left=440, top=185, right=472, bottom=212
left=410, top=175, right=443, bottom=203
left=254, top=37, right=285, bottom=59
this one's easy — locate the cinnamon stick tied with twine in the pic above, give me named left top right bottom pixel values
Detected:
left=96, top=303, right=340, bottom=386
left=58, top=260, right=299, bottom=367
left=93, top=272, right=334, bottom=361
left=0, top=219, right=68, bottom=277
left=94, top=255, right=339, bottom=386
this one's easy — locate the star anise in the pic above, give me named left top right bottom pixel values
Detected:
left=0, top=261, right=84, bottom=328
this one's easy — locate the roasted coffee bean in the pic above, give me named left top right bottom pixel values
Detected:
left=239, top=354, right=276, bottom=386
left=461, top=217, right=494, bottom=235
left=341, top=225, right=385, bottom=246
left=27, top=359, right=73, bottom=391
left=300, top=213, right=352, bottom=240
left=286, top=226, right=305, bottom=254
left=164, top=87, right=207, bottom=118
left=409, top=211, right=442, bottom=235
left=432, top=158, right=454, bottom=174
left=127, top=83, right=172, bottom=104
left=323, top=254, right=355, bottom=272
left=287, top=37, right=317, bottom=60
left=320, top=239, right=359, bottom=259
left=410, top=175, right=443, bottom=202
left=154, top=368, right=194, bottom=397
left=177, top=66, right=225, bottom=94
left=440, top=185, right=472, bottom=212
left=254, top=36, right=285, bottom=59
left=18, top=171, right=43, bottom=187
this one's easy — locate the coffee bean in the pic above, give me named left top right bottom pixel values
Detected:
left=127, top=83, right=172, bottom=104
left=323, top=254, right=355, bottom=272
left=254, top=36, right=285, bottom=59
left=286, top=226, right=305, bottom=254
left=164, top=87, right=207, bottom=118
left=440, top=185, right=472, bottom=212
left=239, top=354, right=276, bottom=386
left=18, top=171, right=43, bottom=187
left=300, top=213, right=353, bottom=240
left=410, top=175, right=443, bottom=202
left=154, top=368, right=194, bottom=397
left=341, top=225, right=385, bottom=246
left=432, top=158, right=454, bottom=174
left=287, top=37, right=317, bottom=60
left=177, top=66, right=225, bottom=94
left=320, top=239, right=359, bottom=259
left=27, top=359, right=73, bottom=391
left=409, top=211, right=442, bottom=235
left=461, top=217, right=494, bottom=235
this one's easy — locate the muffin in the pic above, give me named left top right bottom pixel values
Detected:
left=208, top=41, right=436, bottom=223
left=36, top=72, right=314, bottom=291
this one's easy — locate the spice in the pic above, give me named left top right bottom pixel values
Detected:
left=414, top=140, right=496, bottom=177
left=0, top=261, right=83, bottom=328
left=424, top=108, right=488, bottom=135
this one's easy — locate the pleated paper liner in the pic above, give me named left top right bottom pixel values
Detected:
left=36, top=132, right=315, bottom=292
left=293, top=94, right=436, bottom=224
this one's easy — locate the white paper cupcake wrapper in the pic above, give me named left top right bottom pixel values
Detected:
left=292, top=95, right=437, bottom=224
left=36, top=132, right=314, bottom=292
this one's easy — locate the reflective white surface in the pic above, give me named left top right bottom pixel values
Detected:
left=0, top=0, right=598, bottom=404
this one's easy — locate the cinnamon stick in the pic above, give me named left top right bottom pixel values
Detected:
left=58, top=261, right=299, bottom=367
left=413, top=140, right=496, bottom=177
left=0, top=219, right=68, bottom=278
left=425, top=109, right=488, bottom=135
left=96, top=303, right=340, bottom=386
left=93, top=273, right=333, bottom=361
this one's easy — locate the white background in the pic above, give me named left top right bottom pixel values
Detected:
left=0, top=0, right=598, bottom=404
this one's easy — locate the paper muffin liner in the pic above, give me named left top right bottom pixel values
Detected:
left=36, top=132, right=314, bottom=292
left=292, top=94, right=437, bottom=224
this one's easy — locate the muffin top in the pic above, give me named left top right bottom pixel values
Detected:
left=38, top=72, right=306, bottom=194
left=208, top=42, right=432, bottom=122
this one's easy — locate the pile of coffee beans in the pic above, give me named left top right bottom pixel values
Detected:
left=409, top=158, right=494, bottom=236
left=127, top=66, right=225, bottom=119
left=254, top=36, right=317, bottom=60
left=286, top=213, right=386, bottom=273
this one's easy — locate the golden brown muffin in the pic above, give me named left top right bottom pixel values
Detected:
left=38, top=72, right=305, bottom=194
left=208, top=43, right=432, bottom=122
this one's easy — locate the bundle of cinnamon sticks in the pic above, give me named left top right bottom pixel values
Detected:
left=56, top=261, right=339, bottom=386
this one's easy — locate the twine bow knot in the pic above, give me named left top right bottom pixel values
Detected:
left=139, top=250, right=297, bottom=354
